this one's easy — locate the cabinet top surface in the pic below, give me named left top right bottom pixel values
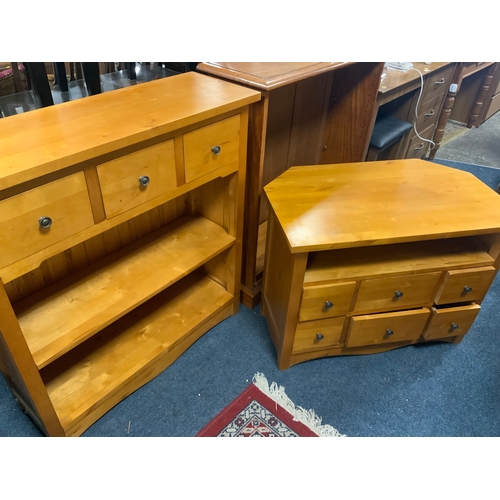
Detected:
left=378, top=62, right=451, bottom=95
left=264, top=159, right=500, bottom=253
left=0, top=72, right=261, bottom=190
left=196, top=62, right=352, bottom=90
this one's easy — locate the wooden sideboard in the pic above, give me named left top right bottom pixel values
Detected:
left=0, top=72, right=260, bottom=436
left=371, top=63, right=457, bottom=160
left=196, top=62, right=385, bottom=308
left=261, top=160, right=500, bottom=370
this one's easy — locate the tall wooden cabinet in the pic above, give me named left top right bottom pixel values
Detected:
left=0, top=72, right=260, bottom=436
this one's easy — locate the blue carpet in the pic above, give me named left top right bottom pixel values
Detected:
left=1, top=159, right=500, bottom=438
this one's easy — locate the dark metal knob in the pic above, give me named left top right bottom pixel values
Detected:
left=39, top=216, right=52, bottom=229
left=139, top=175, right=150, bottom=186
left=450, top=323, right=459, bottom=331
left=394, top=290, right=404, bottom=299
left=316, top=333, right=324, bottom=341
left=463, top=286, right=472, bottom=294
left=324, top=300, right=333, bottom=310
left=211, top=145, right=221, bottom=155
left=385, top=329, right=394, bottom=336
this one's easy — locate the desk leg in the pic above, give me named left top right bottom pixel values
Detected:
left=54, top=62, right=68, bottom=92
left=24, top=62, right=54, bottom=108
left=82, top=63, right=101, bottom=96
left=468, top=63, right=497, bottom=128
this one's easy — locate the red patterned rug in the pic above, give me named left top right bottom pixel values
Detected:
left=196, top=373, right=345, bottom=437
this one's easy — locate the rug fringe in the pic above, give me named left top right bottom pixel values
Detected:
left=252, top=373, right=345, bottom=437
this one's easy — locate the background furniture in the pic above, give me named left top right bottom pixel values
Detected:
left=372, top=63, right=457, bottom=160
left=197, top=62, right=384, bottom=308
left=0, top=72, right=260, bottom=436
left=261, top=160, right=500, bottom=370
left=366, top=115, right=413, bottom=161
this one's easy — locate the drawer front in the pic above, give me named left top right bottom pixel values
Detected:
left=416, top=93, right=445, bottom=131
left=299, top=281, right=356, bottom=321
left=0, top=172, right=94, bottom=269
left=346, top=308, right=430, bottom=348
left=97, top=139, right=176, bottom=218
left=421, top=65, right=455, bottom=103
left=184, top=114, right=240, bottom=183
left=423, top=303, right=481, bottom=340
left=406, top=125, right=435, bottom=158
left=434, top=266, right=496, bottom=305
left=293, top=317, right=345, bottom=354
left=353, top=272, right=441, bottom=313
left=486, top=91, right=500, bottom=121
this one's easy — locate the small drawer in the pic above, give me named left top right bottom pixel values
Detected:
left=423, top=303, right=481, bottom=340
left=353, top=272, right=441, bottom=314
left=97, top=139, right=177, bottom=219
left=346, top=308, right=430, bottom=348
left=183, top=115, right=240, bottom=183
left=299, top=281, right=356, bottom=321
left=415, top=94, right=445, bottom=131
left=434, top=266, right=496, bottom=305
left=293, top=317, right=345, bottom=354
left=406, top=125, right=435, bottom=159
left=485, top=91, right=500, bottom=121
left=421, top=65, right=455, bottom=103
left=0, top=172, right=94, bottom=269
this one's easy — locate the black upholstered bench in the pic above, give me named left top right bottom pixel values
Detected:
left=367, top=115, right=413, bottom=160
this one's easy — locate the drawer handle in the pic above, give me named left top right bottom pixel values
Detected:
left=414, top=144, right=425, bottom=151
left=424, top=109, right=435, bottom=117
left=139, top=175, right=150, bottom=187
left=385, top=329, right=394, bottom=337
left=211, top=145, right=221, bottom=155
left=450, top=323, right=459, bottom=331
left=316, top=333, right=324, bottom=341
left=324, top=300, right=334, bottom=310
left=463, top=285, right=473, bottom=294
left=394, top=290, right=404, bottom=299
left=435, top=78, right=445, bottom=85
left=39, top=216, right=52, bottom=229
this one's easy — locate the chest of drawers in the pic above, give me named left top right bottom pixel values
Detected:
left=261, top=160, right=500, bottom=369
left=0, top=72, right=260, bottom=436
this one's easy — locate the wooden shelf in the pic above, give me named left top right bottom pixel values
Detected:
left=40, top=272, right=233, bottom=436
left=304, top=237, right=494, bottom=284
left=16, top=215, right=235, bottom=369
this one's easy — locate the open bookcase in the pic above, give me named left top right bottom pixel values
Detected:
left=0, top=72, right=260, bottom=436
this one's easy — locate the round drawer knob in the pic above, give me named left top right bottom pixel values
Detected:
left=211, top=145, right=221, bottom=155
left=316, top=333, right=324, bottom=341
left=385, top=329, right=394, bottom=336
left=463, top=286, right=472, bottom=294
left=324, top=300, right=333, bottom=310
left=450, top=323, right=459, bottom=331
left=39, top=216, right=52, bottom=229
left=394, top=290, right=404, bottom=299
left=139, top=175, right=150, bottom=187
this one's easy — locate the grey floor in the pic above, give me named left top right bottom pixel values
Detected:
left=0, top=88, right=499, bottom=442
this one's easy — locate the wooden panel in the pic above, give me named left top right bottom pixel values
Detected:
left=183, top=115, right=240, bottom=183
left=485, top=91, right=500, bottom=121
left=346, top=308, right=430, bottom=348
left=353, top=272, right=441, bottom=313
left=423, top=303, right=481, bottom=340
left=97, top=140, right=177, bottom=218
left=15, top=215, right=235, bottom=369
left=293, top=317, right=345, bottom=353
left=299, top=281, right=356, bottom=321
left=0, top=173, right=94, bottom=269
left=434, top=266, right=496, bottom=305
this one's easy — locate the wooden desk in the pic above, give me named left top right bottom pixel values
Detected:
left=371, top=62, right=456, bottom=160
left=0, top=72, right=260, bottom=436
left=261, top=159, right=500, bottom=369
left=197, top=62, right=384, bottom=308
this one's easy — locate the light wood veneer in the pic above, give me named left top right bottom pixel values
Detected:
left=261, top=159, right=500, bottom=369
left=0, top=72, right=260, bottom=436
